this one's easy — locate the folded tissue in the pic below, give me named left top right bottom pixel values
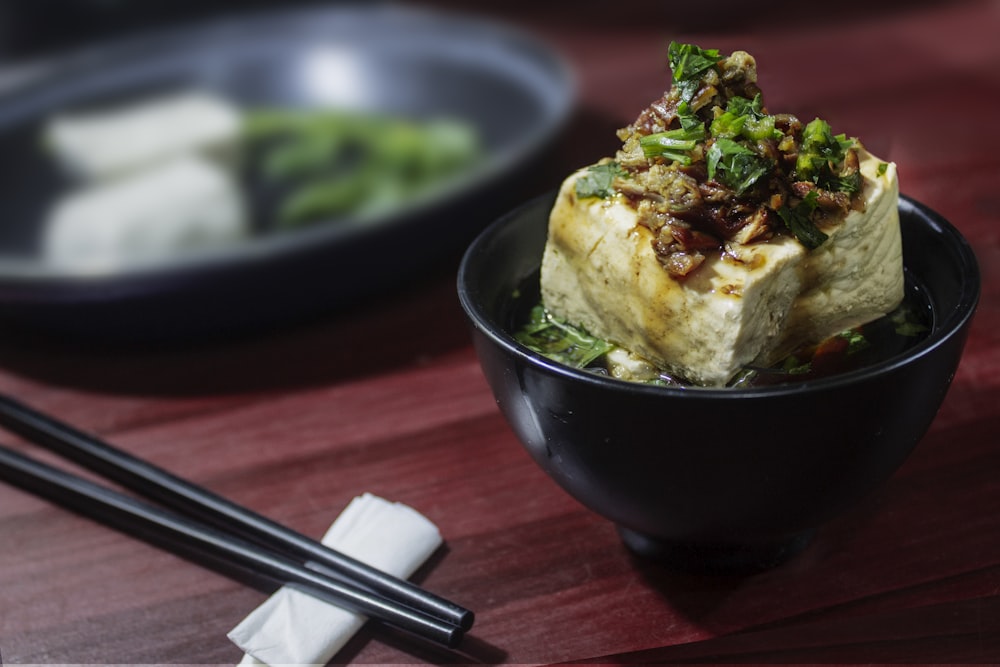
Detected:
left=228, top=493, right=443, bottom=666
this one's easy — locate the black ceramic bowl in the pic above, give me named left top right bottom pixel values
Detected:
left=458, top=191, right=980, bottom=572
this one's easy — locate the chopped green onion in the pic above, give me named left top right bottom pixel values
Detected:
left=890, top=306, right=930, bottom=337
left=779, top=355, right=812, bottom=375
left=709, top=112, right=746, bottom=139
left=640, top=125, right=705, bottom=163
left=711, top=94, right=781, bottom=142
left=838, top=329, right=871, bottom=354
left=741, top=114, right=781, bottom=141
left=795, top=118, right=857, bottom=192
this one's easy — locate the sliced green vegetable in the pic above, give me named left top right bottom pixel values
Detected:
left=261, top=133, right=343, bottom=180
left=244, top=109, right=480, bottom=227
left=277, top=167, right=378, bottom=227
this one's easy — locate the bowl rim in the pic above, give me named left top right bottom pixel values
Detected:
left=458, top=191, right=981, bottom=398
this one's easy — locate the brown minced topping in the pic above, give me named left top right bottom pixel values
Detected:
left=607, top=48, right=864, bottom=278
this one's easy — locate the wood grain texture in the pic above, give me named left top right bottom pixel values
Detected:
left=1, top=0, right=999, bottom=664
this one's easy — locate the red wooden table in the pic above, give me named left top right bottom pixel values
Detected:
left=2, top=1, right=999, bottom=663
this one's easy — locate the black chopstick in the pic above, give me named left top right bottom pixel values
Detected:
left=0, top=394, right=473, bottom=632
left=0, top=443, right=463, bottom=648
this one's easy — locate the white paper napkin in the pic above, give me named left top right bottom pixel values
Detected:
left=228, top=493, right=444, bottom=667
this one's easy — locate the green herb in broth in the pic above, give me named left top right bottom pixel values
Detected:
left=515, top=305, right=615, bottom=368
left=513, top=285, right=931, bottom=388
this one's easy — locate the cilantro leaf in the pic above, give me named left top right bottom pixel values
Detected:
left=777, top=190, right=829, bottom=249
left=676, top=102, right=703, bottom=132
left=726, top=94, right=766, bottom=119
left=706, top=138, right=772, bottom=194
left=575, top=162, right=625, bottom=199
left=832, top=171, right=862, bottom=194
left=667, top=42, right=723, bottom=103
left=515, top=305, right=614, bottom=368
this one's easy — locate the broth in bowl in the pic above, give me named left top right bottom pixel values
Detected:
left=512, top=270, right=932, bottom=388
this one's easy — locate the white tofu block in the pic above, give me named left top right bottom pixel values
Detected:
left=45, top=91, right=242, bottom=180
left=43, top=156, right=246, bottom=272
left=774, top=159, right=902, bottom=361
left=540, top=149, right=902, bottom=386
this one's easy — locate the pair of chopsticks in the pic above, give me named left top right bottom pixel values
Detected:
left=0, top=394, right=472, bottom=648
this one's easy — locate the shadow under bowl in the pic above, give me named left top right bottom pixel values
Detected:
left=458, top=191, right=980, bottom=573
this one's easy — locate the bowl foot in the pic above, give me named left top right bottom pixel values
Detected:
left=617, top=526, right=813, bottom=574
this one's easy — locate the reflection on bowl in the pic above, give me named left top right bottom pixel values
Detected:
left=458, top=191, right=979, bottom=573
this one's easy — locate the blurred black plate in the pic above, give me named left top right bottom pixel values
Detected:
left=0, top=4, right=574, bottom=341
